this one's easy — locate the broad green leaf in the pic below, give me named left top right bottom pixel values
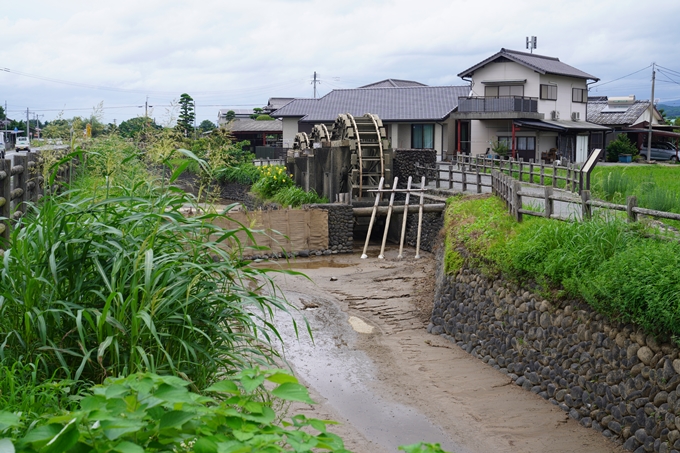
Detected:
left=232, top=430, right=254, bottom=442
left=243, top=401, right=263, bottom=414
left=43, top=418, right=79, bottom=453
left=114, top=440, right=144, bottom=453
left=0, top=438, right=15, bottom=453
left=205, top=380, right=239, bottom=395
left=239, top=375, right=265, bottom=393
left=265, top=372, right=298, bottom=385
left=193, top=437, right=218, bottom=453
left=271, top=383, right=315, bottom=404
left=21, top=425, right=62, bottom=447
left=100, top=419, right=145, bottom=441
left=0, top=412, right=20, bottom=431
left=154, top=383, right=193, bottom=404
left=104, top=384, right=129, bottom=399
left=159, top=410, right=195, bottom=430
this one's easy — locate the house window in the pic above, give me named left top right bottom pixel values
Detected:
left=572, top=88, right=588, bottom=103
left=498, top=136, right=536, bottom=151
left=484, top=85, right=524, bottom=97
left=540, top=84, right=557, bottom=100
left=412, top=124, right=434, bottom=149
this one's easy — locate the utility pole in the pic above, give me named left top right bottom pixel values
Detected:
left=26, top=107, right=30, bottom=139
left=312, top=71, right=319, bottom=99
left=646, top=64, right=656, bottom=162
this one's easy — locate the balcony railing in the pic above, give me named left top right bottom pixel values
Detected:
left=458, top=96, right=539, bottom=114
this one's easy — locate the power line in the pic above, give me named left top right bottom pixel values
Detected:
left=589, top=64, right=652, bottom=89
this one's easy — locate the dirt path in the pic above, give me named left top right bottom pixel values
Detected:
left=269, top=244, right=625, bottom=453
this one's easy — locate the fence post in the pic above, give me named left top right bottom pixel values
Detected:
left=540, top=161, right=545, bottom=185
left=0, top=158, right=10, bottom=245
left=519, top=161, right=523, bottom=183
left=627, top=196, right=638, bottom=223
left=461, top=169, right=467, bottom=193
left=436, top=164, right=440, bottom=189
left=552, top=162, right=557, bottom=188
left=476, top=164, right=481, bottom=194
left=581, top=190, right=591, bottom=221
left=513, top=180, right=522, bottom=222
left=544, top=186, right=553, bottom=219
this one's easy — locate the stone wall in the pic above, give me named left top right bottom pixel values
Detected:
left=393, top=149, right=437, bottom=187
left=403, top=212, right=442, bottom=253
left=322, top=204, right=354, bottom=254
left=429, top=250, right=680, bottom=453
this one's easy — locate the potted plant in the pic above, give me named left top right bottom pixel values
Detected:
left=490, top=140, right=510, bottom=159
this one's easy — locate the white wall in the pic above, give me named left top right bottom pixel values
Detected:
left=281, top=117, right=300, bottom=148
left=469, top=63, right=539, bottom=97
left=537, top=74, right=587, bottom=121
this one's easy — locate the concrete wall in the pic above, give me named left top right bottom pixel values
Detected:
left=282, top=117, right=300, bottom=148
left=430, top=253, right=680, bottom=452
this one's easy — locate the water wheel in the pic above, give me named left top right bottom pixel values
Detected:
left=331, top=113, right=387, bottom=200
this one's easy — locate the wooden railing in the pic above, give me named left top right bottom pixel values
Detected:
left=425, top=155, right=585, bottom=194
left=491, top=170, right=680, bottom=225
left=0, top=151, right=76, bottom=246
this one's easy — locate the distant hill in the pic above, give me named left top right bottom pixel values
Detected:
left=658, top=104, right=680, bottom=119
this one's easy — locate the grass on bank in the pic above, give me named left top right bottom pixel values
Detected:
left=444, top=195, right=680, bottom=340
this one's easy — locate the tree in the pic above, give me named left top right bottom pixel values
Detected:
left=250, top=107, right=263, bottom=120
left=177, top=93, right=195, bottom=137
left=224, top=110, right=236, bottom=122
left=606, top=133, right=638, bottom=162
left=118, top=116, right=162, bottom=138
left=199, top=119, right=216, bottom=133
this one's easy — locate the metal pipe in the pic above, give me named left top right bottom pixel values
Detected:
left=378, top=177, right=398, bottom=259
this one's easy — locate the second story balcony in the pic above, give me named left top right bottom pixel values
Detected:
left=453, top=96, right=544, bottom=120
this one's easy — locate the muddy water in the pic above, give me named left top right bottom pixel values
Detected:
left=276, top=289, right=467, bottom=453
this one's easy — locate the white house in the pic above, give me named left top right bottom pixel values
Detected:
left=451, top=48, right=609, bottom=163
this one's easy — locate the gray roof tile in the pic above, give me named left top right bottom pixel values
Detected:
left=227, top=118, right=283, bottom=132
left=270, top=86, right=470, bottom=122
left=587, top=99, right=652, bottom=125
left=458, top=48, right=598, bottom=81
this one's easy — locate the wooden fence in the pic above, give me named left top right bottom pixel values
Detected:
left=0, top=151, right=76, bottom=247
left=491, top=170, right=680, bottom=225
left=430, top=155, right=585, bottom=194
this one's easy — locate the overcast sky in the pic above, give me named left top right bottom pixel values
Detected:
left=2, top=0, right=680, bottom=125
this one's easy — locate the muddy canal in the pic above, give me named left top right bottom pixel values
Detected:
left=269, top=244, right=624, bottom=453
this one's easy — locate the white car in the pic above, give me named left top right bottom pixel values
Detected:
left=15, top=137, right=30, bottom=151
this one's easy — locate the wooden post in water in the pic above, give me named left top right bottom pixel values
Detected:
left=397, top=176, right=412, bottom=259
left=361, top=177, right=384, bottom=259
left=415, top=176, right=425, bottom=259
left=378, top=177, right=398, bottom=259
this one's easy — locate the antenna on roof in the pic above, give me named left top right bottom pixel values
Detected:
left=526, top=36, right=537, bottom=54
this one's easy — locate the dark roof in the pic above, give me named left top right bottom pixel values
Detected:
left=359, top=79, right=427, bottom=88
left=270, top=86, right=470, bottom=122
left=587, top=99, right=653, bottom=126
left=264, top=97, right=295, bottom=112
left=458, top=48, right=598, bottom=82
left=227, top=118, right=282, bottom=133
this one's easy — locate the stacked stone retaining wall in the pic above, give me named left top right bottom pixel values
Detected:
left=430, top=249, right=680, bottom=453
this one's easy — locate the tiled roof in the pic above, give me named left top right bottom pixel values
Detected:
left=587, top=99, right=652, bottom=125
left=227, top=118, right=283, bottom=133
left=359, top=79, right=428, bottom=88
left=264, top=97, right=295, bottom=111
left=270, top=86, right=470, bottom=122
left=458, top=48, right=598, bottom=81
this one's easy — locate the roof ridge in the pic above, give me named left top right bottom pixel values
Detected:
left=501, top=48, right=560, bottom=62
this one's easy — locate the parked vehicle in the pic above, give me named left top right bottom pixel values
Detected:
left=0, top=137, right=5, bottom=158
left=15, top=136, right=30, bottom=151
left=640, top=142, right=678, bottom=162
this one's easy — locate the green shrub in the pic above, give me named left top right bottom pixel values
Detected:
left=217, top=162, right=262, bottom=185
left=596, top=170, right=632, bottom=202
left=251, top=165, right=294, bottom=199
left=0, top=184, right=302, bottom=389
left=272, top=186, right=328, bottom=207
left=0, top=370, right=352, bottom=453
left=605, top=134, right=638, bottom=162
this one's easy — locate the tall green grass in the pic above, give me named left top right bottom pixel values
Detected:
left=445, top=196, right=680, bottom=339
left=592, top=166, right=680, bottom=213
left=272, top=187, right=328, bottom=207
left=0, top=181, right=304, bottom=389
